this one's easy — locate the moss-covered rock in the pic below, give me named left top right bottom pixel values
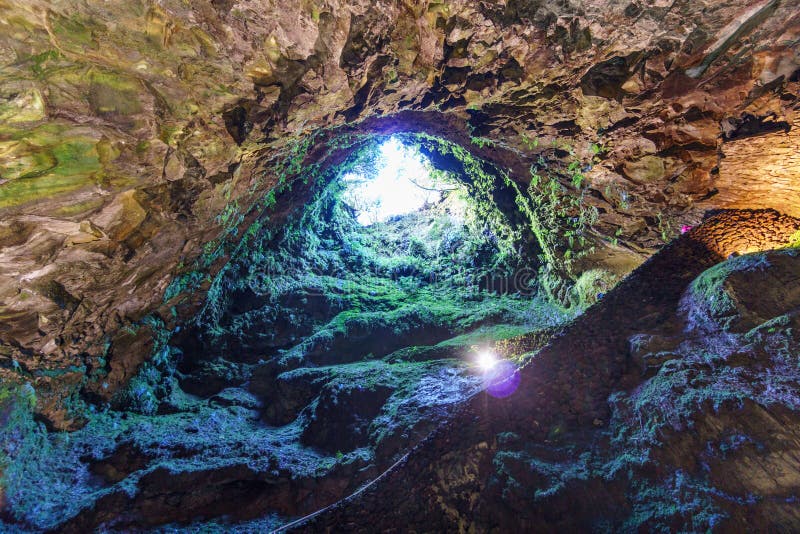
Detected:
left=682, top=249, right=800, bottom=334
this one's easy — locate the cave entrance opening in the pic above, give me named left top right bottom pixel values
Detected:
left=3, top=129, right=580, bottom=533
left=340, top=136, right=463, bottom=226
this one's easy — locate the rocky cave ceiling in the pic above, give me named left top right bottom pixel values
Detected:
left=0, top=0, right=800, bottom=531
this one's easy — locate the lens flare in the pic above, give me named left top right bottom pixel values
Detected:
left=484, top=360, right=521, bottom=399
left=476, top=350, right=497, bottom=371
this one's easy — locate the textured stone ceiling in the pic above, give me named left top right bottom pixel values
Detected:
left=0, top=0, right=798, bottom=428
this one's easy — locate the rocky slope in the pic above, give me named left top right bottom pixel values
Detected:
left=304, top=209, right=800, bottom=532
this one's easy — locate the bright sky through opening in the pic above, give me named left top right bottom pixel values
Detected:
left=342, top=137, right=446, bottom=226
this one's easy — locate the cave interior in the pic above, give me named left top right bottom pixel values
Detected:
left=1, top=0, right=800, bottom=532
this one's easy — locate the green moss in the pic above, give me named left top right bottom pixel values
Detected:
left=0, top=147, right=57, bottom=180
left=684, top=253, right=771, bottom=331
left=54, top=198, right=103, bottom=217
left=50, top=140, right=101, bottom=176
left=84, top=70, right=143, bottom=115
left=622, top=472, right=727, bottom=531
left=135, top=140, right=151, bottom=153
left=494, top=448, right=591, bottom=502
left=163, top=270, right=205, bottom=303
left=111, top=316, right=178, bottom=415
left=436, top=324, right=533, bottom=347
left=51, top=13, right=102, bottom=50
left=0, top=129, right=574, bottom=530
left=27, top=50, right=62, bottom=78
left=0, top=123, right=102, bottom=209
left=196, top=131, right=577, bottom=370
left=521, top=161, right=598, bottom=274
left=787, top=230, right=800, bottom=249
left=570, top=268, right=620, bottom=307
left=0, top=87, right=46, bottom=123
left=0, top=173, right=97, bottom=209
left=0, top=384, right=62, bottom=528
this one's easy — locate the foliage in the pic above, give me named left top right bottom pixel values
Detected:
left=470, top=136, right=495, bottom=148
left=520, top=162, right=598, bottom=271
left=0, top=383, right=96, bottom=530
left=656, top=213, right=674, bottom=243
left=205, top=201, right=556, bottom=362
left=787, top=230, right=800, bottom=249
left=520, top=133, right=540, bottom=150
left=396, top=132, right=532, bottom=263
left=195, top=131, right=573, bottom=358
left=0, top=130, right=581, bottom=530
left=113, top=316, right=180, bottom=415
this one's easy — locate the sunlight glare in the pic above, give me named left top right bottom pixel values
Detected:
left=476, top=350, right=498, bottom=372
left=342, top=137, right=444, bottom=225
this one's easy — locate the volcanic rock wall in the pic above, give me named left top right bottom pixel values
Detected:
left=711, top=114, right=800, bottom=217
left=0, top=0, right=798, bottom=428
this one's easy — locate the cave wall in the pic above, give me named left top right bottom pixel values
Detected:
left=710, top=113, right=800, bottom=217
left=0, top=0, right=798, bottom=428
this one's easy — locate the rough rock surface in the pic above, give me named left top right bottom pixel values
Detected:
left=303, top=209, right=800, bottom=532
left=0, top=0, right=799, bottom=531
left=0, top=0, right=798, bottom=428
